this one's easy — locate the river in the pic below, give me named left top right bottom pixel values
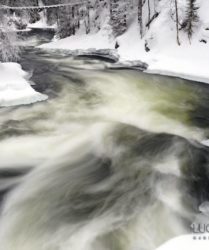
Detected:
left=0, top=31, right=209, bottom=250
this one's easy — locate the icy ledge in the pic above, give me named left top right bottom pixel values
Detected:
left=0, top=62, right=48, bottom=107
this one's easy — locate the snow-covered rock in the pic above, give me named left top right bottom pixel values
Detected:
left=0, top=62, right=48, bottom=107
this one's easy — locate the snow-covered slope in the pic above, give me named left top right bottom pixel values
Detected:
left=39, top=0, right=209, bottom=84
left=40, top=11, right=115, bottom=51
left=143, top=0, right=209, bottom=83
left=117, top=6, right=209, bottom=83
left=0, top=63, right=48, bottom=107
left=40, top=25, right=114, bottom=50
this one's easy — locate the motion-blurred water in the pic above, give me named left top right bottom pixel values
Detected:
left=0, top=46, right=209, bottom=250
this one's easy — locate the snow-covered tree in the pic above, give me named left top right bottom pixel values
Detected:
left=42, top=0, right=59, bottom=26
left=83, top=2, right=90, bottom=34
left=138, top=0, right=143, bottom=38
left=0, top=10, right=20, bottom=62
left=28, top=0, right=40, bottom=24
left=184, top=0, right=199, bottom=40
left=110, top=0, right=127, bottom=36
left=57, top=6, right=73, bottom=38
left=92, top=0, right=101, bottom=31
left=56, top=0, right=83, bottom=39
left=3, top=0, right=40, bottom=27
left=8, top=0, right=29, bottom=23
left=174, top=0, right=181, bottom=45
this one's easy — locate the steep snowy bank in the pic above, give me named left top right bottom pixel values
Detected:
left=39, top=0, right=209, bottom=84
left=143, top=0, right=209, bottom=83
left=0, top=63, right=48, bottom=107
left=117, top=17, right=209, bottom=83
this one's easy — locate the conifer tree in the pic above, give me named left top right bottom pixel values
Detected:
left=57, top=5, right=73, bottom=38
left=42, top=0, right=59, bottom=26
left=0, top=9, right=20, bottom=62
left=184, top=0, right=199, bottom=40
left=110, top=0, right=127, bottom=36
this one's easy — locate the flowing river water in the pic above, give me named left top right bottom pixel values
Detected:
left=1, top=31, right=209, bottom=250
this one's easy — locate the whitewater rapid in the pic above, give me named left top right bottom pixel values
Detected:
left=0, top=48, right=209, bottom=250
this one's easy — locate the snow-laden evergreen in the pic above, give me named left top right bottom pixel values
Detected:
left=0, top=9, right=20, bottom=62
left=0, top=1, right=48, bottom=107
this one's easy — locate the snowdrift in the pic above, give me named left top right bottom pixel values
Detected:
left=0, top=62, right=48, bottom=107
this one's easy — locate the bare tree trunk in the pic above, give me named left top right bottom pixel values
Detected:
left=147, top=0, right=151, bottom=29
left=138, top=0, right=143, bottom=38
left=72, top=6, right=75, bottom=35
left=174, top=0, right=180, bottom=45
left=85, top=1, right=90, bottom=34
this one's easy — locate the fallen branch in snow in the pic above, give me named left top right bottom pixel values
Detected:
left=146, top=12, right=159, bottom=28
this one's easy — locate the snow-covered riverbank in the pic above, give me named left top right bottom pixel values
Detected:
left=0, top=62, right=47, bottom=107
left=39, top=0, right=209, bottom=84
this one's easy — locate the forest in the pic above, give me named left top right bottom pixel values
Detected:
left=0, top=0, right=201, bottom=62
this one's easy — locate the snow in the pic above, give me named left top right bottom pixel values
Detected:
left=39, top=17, right=114, bottom=51
left=40, top=30, right=114, bottom=50
left=0, top=62, right=48, bottom=107
left=28, top=11, right=57, bottom=30
left=117, top=0, right=209, bottom=83
left=28, top=19, right=57, bottom=30
left=39, top=0, right=209, bottom=84
left=202, top=140, right=209, bottom=147
left=156, top=234, right=209, bottom=250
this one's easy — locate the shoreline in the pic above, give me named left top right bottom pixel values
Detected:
left=37, top=46, right=209, bottom=85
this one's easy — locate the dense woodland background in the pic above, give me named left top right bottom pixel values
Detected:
left=0, top=0, right=200, bottom=61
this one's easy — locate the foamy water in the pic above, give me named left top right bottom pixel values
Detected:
left=0, top=49, right=209, bottom=250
